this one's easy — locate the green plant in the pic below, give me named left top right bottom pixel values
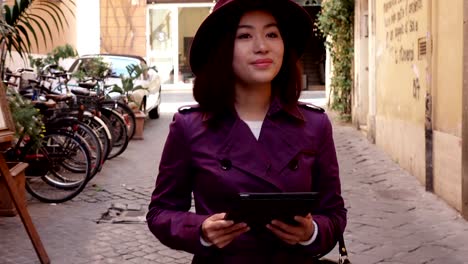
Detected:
left=109, top=64, right=153, bottom=108
left=29, top=43, right=78, bottom=72
left=72, top=56, right=111, bottom=82
left=7, top=88, right=45, bottom=150
left=317, top=0, right=354, bottom=121
left=0, top=0, right=75, bottom=79
left=0, top=0, right=74, bottom=148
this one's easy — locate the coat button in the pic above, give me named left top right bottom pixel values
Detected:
left=220, top=159, right=232, bottom=171
left=288, top=159, right=299, bottom=171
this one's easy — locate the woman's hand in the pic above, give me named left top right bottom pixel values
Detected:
left=266, top=213, right=314, bottom=245
left=201, top=213, right=250, bottom=248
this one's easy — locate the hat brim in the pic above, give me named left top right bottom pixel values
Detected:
left=189, top=0, right=313, bottom=76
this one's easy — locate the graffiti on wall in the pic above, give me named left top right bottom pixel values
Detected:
left=383, top=0, right=423, bottom=64
left=411, top=63, right=421, bottom=100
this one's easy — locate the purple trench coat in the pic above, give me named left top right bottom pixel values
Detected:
left=147, top=98, right=347, bottom=264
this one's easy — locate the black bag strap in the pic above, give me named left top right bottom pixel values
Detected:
left=338, top=235, right=350, bottom=264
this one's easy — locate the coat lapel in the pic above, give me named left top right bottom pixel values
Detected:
left=215, top=105, right=311, bottom=191
left=216, top=117, right=283, bottom=190
left=259, top=117, right=310, bottom=178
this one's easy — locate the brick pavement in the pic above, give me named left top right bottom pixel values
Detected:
left=1, top=111, right=468, bottom=264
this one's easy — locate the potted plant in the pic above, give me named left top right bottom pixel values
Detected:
left=109, top=63, right=153, bottom=113
left=109, top=64, right=155, bottom=140
left=28, top=44, right=78, bottom=73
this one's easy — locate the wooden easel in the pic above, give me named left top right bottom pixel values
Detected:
left=0, top=154, right=50, bottom=264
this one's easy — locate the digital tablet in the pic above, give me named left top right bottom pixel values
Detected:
left=225, top=192, right=319, bottom=228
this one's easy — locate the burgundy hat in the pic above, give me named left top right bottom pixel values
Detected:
left=189, top=0, right=314, bottom=76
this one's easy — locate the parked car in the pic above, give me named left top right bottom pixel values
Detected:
left=68, top=54, right=162, bottom=119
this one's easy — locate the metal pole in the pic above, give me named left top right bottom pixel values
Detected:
left=424, top=0, right=434, bottom=192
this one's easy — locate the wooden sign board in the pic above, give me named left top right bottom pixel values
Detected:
left=0, top=82, right=15, bottom=143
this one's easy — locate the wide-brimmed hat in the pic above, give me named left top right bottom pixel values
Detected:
left=189, top=0, right=314, bottom=76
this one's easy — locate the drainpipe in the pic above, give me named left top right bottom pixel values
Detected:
left=462, top=0, right=468, bottom=220
left=367, top=0, right=376, bottom=144
left=425, top=0, right=434, bottom=192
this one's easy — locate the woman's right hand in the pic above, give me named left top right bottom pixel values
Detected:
left=201, top=213, right=250, bottom=248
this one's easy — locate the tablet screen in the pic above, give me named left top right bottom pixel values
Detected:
left=225, top=192, right=319, bottom=229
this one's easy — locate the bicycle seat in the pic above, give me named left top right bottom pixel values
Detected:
left=32, top=99, right=56, bottom=109
left=45, top=94, right=72, bottom=102
left=27, top=79, right=40, bottom=85
left=77, top=82, right=96, bottom=89
left=71, top=87, right=91, bottom=96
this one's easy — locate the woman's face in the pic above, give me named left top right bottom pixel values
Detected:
left=232, top=10, right=284, bottom=87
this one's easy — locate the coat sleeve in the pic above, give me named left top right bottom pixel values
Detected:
left=146, top=112, right=210, bottom=255
left=303, top=114, right=347, bottom=257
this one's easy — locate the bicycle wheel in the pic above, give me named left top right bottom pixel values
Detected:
left=100, top=108, right=129, bottom=159
left=24, top=130, right=92, bottom=203
left=100, top=100, right=136, bottom=140
left=83, top=113, right=113, bottom=161
left=50, top=117, right=104, bottom=178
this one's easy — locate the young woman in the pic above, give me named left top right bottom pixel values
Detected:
left=147, top=0, right=347, bottom=263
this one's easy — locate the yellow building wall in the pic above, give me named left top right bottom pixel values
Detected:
left=373, top=0, right=463, bottom=211
left=100, top=0, right=147, bottom=57
left=431, top=0, right=463, bottom=210
left=375, top=0, right=428, bottom=185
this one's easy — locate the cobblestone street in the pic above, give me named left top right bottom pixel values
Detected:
left=1, top=106, right=468, bottom=264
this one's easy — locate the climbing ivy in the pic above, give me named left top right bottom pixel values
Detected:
left=317, top=0, right=354, bottom=120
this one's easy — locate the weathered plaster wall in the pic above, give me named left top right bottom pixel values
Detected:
left=372, top=0, right=463, bottom=211
left=375, top=0, right=428, bottom=184
left=431, top=0, right=463, bottom=210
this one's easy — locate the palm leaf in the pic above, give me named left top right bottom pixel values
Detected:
left=1, top=0, right=75, bottom=56
left=15, top=24, right=31, bottom=52
left=18, top=17, right=39, bottom=51
left=0, top=0, right=76, bottom=79
left=21, top=15, right=47, bottom=47
left=37, top=1, right=66, bottom=30
left=28, top=13, right=53, bottom=42
left=33, top=7, right=63, bottom=33
left=4, top=5, right=12, bottom=25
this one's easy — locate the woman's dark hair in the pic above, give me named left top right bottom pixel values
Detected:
left=192, top=3, right=303, bottom=119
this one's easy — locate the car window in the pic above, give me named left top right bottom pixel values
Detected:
left=70, top=56, right=141, bottom=78
left=106, top=57, right=140, bottom=77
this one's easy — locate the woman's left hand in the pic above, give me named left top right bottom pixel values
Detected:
left=266, top=213, right=314, bottom=245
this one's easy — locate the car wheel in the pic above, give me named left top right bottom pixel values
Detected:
left=148, top=105, right=160, bottom=119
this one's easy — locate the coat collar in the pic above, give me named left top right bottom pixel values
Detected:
left=268, top=97, right=305, bottom=121
left=202, top=97, right=305, bottom=122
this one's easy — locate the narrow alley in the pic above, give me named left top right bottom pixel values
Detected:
left=1, top=96, right=467, bottom=263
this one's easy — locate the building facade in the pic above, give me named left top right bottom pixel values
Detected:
left=100, top=0, right=325, bottom=89
left=7, top=0, right=324, bottom=89
left=99, top=0, right=213, bottom=87
left=353, top=0, right=468, bottom=219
